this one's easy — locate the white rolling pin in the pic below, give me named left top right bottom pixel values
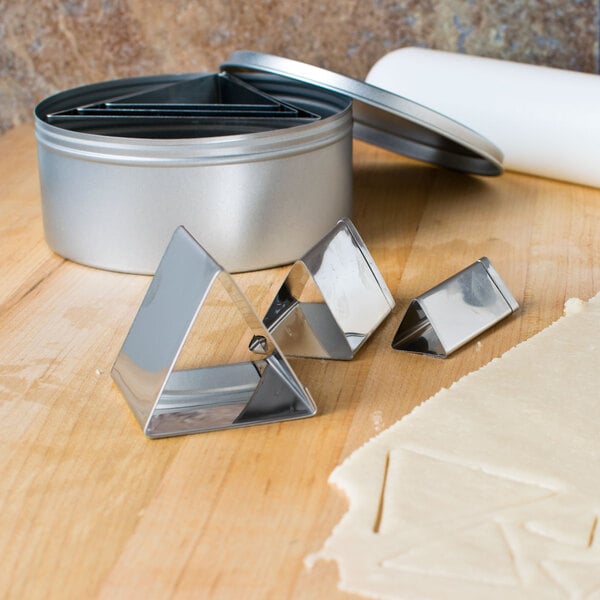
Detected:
left=366, top=47, right=600, bottom=188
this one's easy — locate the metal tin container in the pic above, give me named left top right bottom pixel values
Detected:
left=35, top=52, right=503, bottom=274
left=35, top=72, right=353, bottom=273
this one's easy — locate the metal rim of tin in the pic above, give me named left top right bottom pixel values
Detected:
left=222, top=51, right=504, bottom=176
left=34, top=73, right=353, bottom=166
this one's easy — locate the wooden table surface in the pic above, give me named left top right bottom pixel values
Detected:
left=1, top=123, right=599, bottom=599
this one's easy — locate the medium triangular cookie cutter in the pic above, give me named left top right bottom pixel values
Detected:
left=112, top=226, right=316, bottom=438
left=263, top=218, right=395, bottom=360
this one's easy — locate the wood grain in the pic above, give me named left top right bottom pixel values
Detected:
left=0, top=124, right=598, bottom=599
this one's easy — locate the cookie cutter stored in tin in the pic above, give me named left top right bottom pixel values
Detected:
left=44, top=72, right=323, bottom=136
left=263, top=218, right=395, bottom=360
left=391, top=257, right=519, bottom=357
left=111, top=226, right=316, bottom=438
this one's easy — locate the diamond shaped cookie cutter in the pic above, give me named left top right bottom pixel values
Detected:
left=112, top=226, right=316, bottom=438
left=263, top=218, right=395, bottom=360
left=391, top=257, right=519, bottom=358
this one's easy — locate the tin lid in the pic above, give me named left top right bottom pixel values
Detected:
left=222, top=51, right=503, bottom=176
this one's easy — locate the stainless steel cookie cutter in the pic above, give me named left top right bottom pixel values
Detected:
left=391, top=257, right=519, bottom=357
left=112, top=226, right=316, bottom=438
left=36, top=51, right=503, bottom=276
left=263, top=218, right=395, bottom=360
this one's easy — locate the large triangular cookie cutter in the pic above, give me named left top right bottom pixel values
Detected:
left=263, top=218, right=395, bottom=360
left=112, top=226, right=316, bottom=438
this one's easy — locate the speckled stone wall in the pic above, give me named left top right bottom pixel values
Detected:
left=1, top=0, right=598, bottom=135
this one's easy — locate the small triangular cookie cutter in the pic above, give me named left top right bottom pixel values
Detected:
left=112, top=226, right=316, bottom=438
left=263, top=218, right=395, bottom=360
left=391, top=257, right=519, bottom=358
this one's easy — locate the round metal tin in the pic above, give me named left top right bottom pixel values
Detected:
left=222, top=51, right=503, bottom=176
left=35, top=73, right=353, bottom=274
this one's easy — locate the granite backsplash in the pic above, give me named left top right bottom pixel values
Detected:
left=1, top=0, right=598, bottom=136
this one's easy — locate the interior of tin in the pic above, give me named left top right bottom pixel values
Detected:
left=36, top=72, right=350, bottom=140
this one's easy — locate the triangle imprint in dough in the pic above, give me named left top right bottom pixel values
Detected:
left=383, top=521, right=520, bottom=586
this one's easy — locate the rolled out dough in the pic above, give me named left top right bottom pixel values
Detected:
left=308, top=292, right=600, bottom=599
